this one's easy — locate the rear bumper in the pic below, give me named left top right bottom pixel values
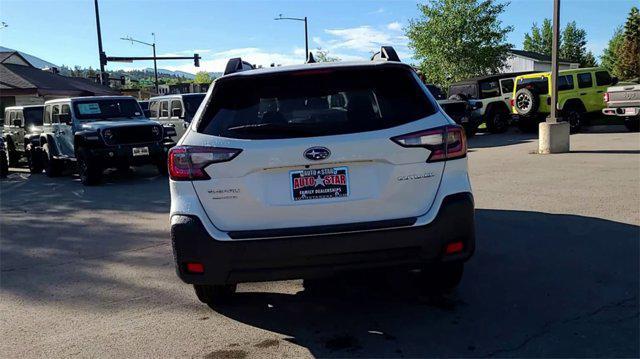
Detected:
left=603, top=107, right=640, bottom=117
left=171, top=192, right=475, bottom=285
left=86, top=142, right=167, bottom=167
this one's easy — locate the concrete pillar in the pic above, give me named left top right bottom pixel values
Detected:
left=538, top=122, right=570, bottom=154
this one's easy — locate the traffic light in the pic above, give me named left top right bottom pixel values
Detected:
left=120, top=76, right=126, bottom=86
left=194, top=54, right=200, bottom=67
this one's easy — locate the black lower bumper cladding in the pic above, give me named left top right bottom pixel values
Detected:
left=171, top=192, right=475, bottom=285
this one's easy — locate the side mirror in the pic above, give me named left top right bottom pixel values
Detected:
left=143, top=109, right=151, bottom=118
left=171, top=108, right=182, bottom=118
left=58, top=113, right=72, bottom=125
left=611, top=76, right=619, bottom=86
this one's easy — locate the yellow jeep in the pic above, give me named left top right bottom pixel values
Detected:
left=511, top=68, right=616, bottom=133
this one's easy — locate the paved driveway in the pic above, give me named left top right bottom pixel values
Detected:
left=1, top=129, right=638, bottom=358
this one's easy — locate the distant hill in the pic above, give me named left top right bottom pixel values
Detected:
left=0, top=46, right=58, bottom=69
left=145, top=68, right=195, bottom=79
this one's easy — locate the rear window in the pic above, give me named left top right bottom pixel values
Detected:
left=516, top=77, right=549, bottom=94
left=577, top=73, right=593, bottom=88
left=595, top=71, right=612, bottom=86
left=479, top=80, right=500, bottom=99
left=197, top=66, right=435, bottom=139
left=23, top=107, right=44, bottom=127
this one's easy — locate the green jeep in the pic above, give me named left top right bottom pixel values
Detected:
left=511, top=68, right=617, bottom=133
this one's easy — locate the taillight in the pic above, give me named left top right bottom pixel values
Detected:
left=510, top=98, right=515, bottom=107
left=168, top=146, right=242, bottom=181
left=391, top=125, right=467, bottom=162
left=603, top=92, right=609, bottom=102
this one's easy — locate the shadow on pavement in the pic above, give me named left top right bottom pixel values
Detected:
left=468, top=130, right=537, bottom=149
left=212, top=209, right=639, bottom=358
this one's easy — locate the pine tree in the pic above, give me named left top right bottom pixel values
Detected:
left=617, top=7, right=640, bottom=80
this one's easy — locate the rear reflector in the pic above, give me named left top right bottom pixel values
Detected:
left=390, top=125, right=467, bottom=162
left=445, top=242, right=464, bottom=254
left=168, top=146, right=242, bottom=181
left=185, top=262, right=205, bottom=274
left=603, top=92, right=609, bottom=102
left=510, top=98, right=515, bottom=107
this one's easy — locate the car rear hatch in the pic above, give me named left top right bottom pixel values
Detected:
left=173, top=65, right=460, bottom=233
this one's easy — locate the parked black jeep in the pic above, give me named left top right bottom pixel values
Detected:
left=425, top=84, right=481, bottom=137
left=2, top=105, right=44, bottom=168
left=36, top=96, right=176, bottom=185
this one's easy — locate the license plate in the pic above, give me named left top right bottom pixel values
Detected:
left=290, top=167, right=349, bottom=201
left=132, top=147, right=149, bottom=157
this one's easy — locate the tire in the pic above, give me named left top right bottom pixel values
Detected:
left=420, top=262, right=464, bottom=292
left=42, top=143, right=63, bottom=177
left=514, top=88, right=540, bottom=117
left=156, top=154, right=168, bottom=176
left=194, top=284, right=237, bottom=307
left=485, top=108, right=510, bottom=134
left=564, top=108, right=584, bottom=134
left=624, top=116, right=640, bottom=132
left=28, top=147, right=44, bottom=174
left=0, top=150, right=8, bottom=178
left=77, top=148, right=102, bottom=186
left=5, top=138, right=19, bottom=167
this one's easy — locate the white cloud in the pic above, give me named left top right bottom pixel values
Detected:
left=368, top=8, right=385, bottom=15
left=387, top=22, right=402, bottom=31
left=160, top=47, right=305, bottom=73
left=319, top=25, right=408, bottom=53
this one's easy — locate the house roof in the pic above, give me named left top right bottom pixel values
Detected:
left=508, top=49, right=577, bottom=64
left=0, top=51, right=33, bottom=66
left=0, top=63, right=119, bottom=97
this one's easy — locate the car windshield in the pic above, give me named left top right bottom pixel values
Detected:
left=197, top=66, right=435, bottom=139
left=183, top=94, right=206, bottom=122
left=73, top=99, right=143, bottom=120
left=23, top=107, right=44, bottom=127
left=516, top=77, right=549, bottom=94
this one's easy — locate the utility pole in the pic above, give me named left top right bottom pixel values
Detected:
left=93, top=0, right=106, bottom=85
left=538, top=0, right=570, bottom=154
left=275, top=14, right=309, bottom=61
left=121, top=34, right=159, bottom=93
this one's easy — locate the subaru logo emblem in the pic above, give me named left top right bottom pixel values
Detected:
left=304, top=147, right=331, bottom=161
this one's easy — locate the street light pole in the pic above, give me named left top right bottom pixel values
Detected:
left=275, top=14, right=309, bottom=61
left=549, top=0, right=561, bottom=124
left=93, top=0, right=106, bottom=85
left=121, top=35, right=159, bottom=93
left=538, top=0, right=570, bottom=154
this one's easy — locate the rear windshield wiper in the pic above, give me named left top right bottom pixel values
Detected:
left=226, top=123, right=313, bottom=136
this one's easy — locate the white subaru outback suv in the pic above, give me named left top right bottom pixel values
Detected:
left=169, top=47, right=475, bottom=306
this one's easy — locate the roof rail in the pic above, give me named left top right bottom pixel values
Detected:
left=306, top=52, right=316, bottom=64
left=223, top=58, right=255, bottom=75
left=371, top=46, right=401, bottom=62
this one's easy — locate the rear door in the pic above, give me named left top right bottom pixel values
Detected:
left=188, top=65, right=451, bottom=231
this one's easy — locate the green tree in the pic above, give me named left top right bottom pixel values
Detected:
left=314, top=48, right=340, bottom=62
left=406, top=0, right=513, bottom=87
left=523, top=19, right=553, bottom=55
left=617, top=6, right=640, bottom=80
left=522, top=20, right=597, bottom=67
left=194, top=71, right=212, bottom=84
left=601, top=27, right=624, bottom=76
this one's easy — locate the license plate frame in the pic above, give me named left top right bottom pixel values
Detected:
left=132, top=146, right=150, bottom=157
left=290, top=166, right=349, bottom=201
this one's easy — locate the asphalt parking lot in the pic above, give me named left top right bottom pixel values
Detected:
left=1, top=128, right=639, bottom=358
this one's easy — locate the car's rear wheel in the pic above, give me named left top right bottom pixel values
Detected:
left=485, top=109, right=510, bottom=133
left=624, top=116, right=639, bottom=132
left=194, top=284, right=237, bottom=307
left=0, top=151, right=8, bottom=178
left=28, top=147, right=44, bottom=174
left=564, top=108, right=584, bottom=134
left=420, top=262, right=464, bottom=292
left=42, top=143, right=63, bottom=177
left=77, top=148, right=102, bottom=186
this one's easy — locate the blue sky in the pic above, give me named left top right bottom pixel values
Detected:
left=0, top=0, right=635, bottom=73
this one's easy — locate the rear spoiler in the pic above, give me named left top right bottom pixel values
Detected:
left=223, top=45, right=401, bottom=76
left=371, top=46, right=401, bottom=62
